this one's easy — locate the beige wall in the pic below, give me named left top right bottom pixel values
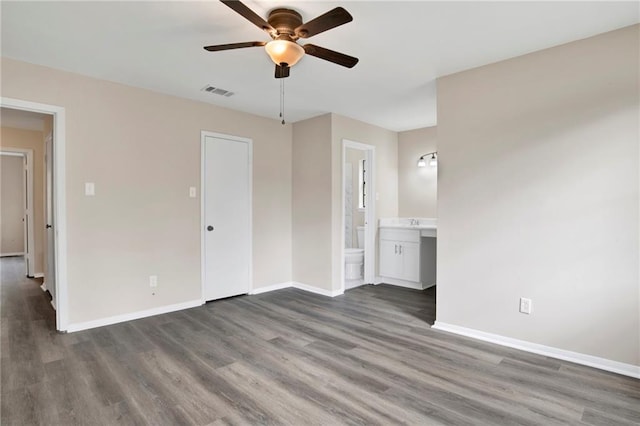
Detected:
left=345, top=147, right=365, bottom=247
left=0, top=155, right=25, bottom=255
left=1, top=58, right=292, bottom=325
left=331, top=114, right=398, bottom=291
left=0, top=127, right=46, bottom=272
left=398, top=126, right=437, bottom=218
left=437, top=25, right=639, bottom=365
left=292, top=114, right=333, bottom=290
left=291, top=113, right=399, bottom=292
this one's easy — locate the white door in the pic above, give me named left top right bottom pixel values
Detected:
left=22, top=155, right=31, bottom=275
left=203, top=135, right=251, bottom=301
left=45, top=134, right=56, bottom=306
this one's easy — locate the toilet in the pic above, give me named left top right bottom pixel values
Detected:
left=345, top=226, right=365, bottom=280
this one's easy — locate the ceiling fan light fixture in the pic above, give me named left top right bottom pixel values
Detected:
left=265, top=39, right=305, bottom=66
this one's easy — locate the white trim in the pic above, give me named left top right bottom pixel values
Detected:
left=50, top=300, right=56, bottom=310
left=432, top=321, right=640, bottom=379
left=200, top=134, right=206, bottom=303
left=66, top=299, right=203, bottom=333
left=0, top=148, right=35, bottom=276
left=33, top=272, right=44, bottom=278
left=376, top=276, right=434, bottom=290
left=345, top=278, right=364, bottom=290
left=292, top=281, right=344, bottom=298
left=247, top=281, right=346, bottom=298
left=40, top=283, right=47, bottom=292
left=0, top=252, right=25, bottom=257
left=1, top=97, right=67, bottom=332
left=341, top=140, right=376, bottom=295
left=200, top=131, right=253, bottom=303
left=249, top=281, right=292, bottom=295
left=0, top=151, right=25, bottom=157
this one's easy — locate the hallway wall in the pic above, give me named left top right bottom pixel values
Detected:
left=0, top=154, right=25, bottom=255
left=1, top=127, right=46, bottom=273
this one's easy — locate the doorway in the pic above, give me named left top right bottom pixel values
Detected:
left=0, top=97, right=67, bottom=331
left=0, top=150, right=34, bottom=277
left=341, top=139, right=376, bottom=293
left=200, top=131, right=252, bottom=302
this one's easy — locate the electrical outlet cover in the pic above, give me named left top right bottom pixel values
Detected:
left=519, top=297, right=532, bottom=314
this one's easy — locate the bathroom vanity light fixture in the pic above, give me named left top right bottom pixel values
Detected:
left=417, top=151, right=437, bottom=167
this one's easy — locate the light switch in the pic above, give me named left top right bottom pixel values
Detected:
left=189, top=187, right=197, bottom=198
left=85, top=182, right=95, bottom=196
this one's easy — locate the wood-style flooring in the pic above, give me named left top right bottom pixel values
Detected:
left=1, top=256, right=639, bottom=425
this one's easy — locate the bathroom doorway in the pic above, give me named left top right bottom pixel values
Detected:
left=341, top=140, right=375, bottom=293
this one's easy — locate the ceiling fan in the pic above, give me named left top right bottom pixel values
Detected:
left=204, top=0, right=359, bottom=78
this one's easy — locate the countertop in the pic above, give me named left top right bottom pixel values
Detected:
left=378, top=218, right=437, bottom=235
left=379, top=217, right=436, bottom=229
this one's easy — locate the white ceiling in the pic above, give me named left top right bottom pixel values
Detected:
left=2, top=1, right=638, bottom=131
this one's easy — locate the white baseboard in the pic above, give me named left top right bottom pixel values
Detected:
left=40, top=283, right=47, bottom=292
left=376, top=276, right=433, bottom=290
left=248, top=280, right=344, bottom=298
left=66, top=299, right=203, bottom=333
left=0, top=252, right=24, bottom=257
left=66, top=281, right=348, bottom=333
left=50, top=300, right=56, bottom=310
left=249, top=281, right=292, bottom=295
left=345, top=278, right=364, bottom=290
left=292, top=281, right=344, bottom=297
left=432, top=321, right=640, bottom=379
left=33, top=272, right=44, bottom=278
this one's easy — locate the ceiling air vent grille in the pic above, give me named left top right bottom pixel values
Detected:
left=201, top=85, right=234, bottom=97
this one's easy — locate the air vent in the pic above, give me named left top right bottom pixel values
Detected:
left=201, top=85, right=234, bottom=97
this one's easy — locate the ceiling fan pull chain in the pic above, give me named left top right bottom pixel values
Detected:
left=279, top=78, right=283, bottom=120
left=280, top=78, right=286, bottom=125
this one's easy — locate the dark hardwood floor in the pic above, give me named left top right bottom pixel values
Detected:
left=1, top=256, right=639, bottom=425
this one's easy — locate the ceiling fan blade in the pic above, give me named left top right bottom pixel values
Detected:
left=295, top=7, right=353, bottom=38
left=303, top=44, right=359, bottom=68
left=204, top=41, right=266, bottom=52
left=275, top=64, right=290, bottom=79
left=220, top=0, right=275, bottom=34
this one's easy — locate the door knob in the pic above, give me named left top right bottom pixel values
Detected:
left=207, top=225, right=214, bottom=231
left=46, top=224, right=52, bottom=229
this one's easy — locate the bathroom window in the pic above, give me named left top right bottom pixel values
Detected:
left=358, top=159, right=366, bottom=210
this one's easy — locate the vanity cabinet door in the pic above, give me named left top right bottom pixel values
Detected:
left=380, top=240, right=402, bottom=279
left=399, top=242, right=420, bottom=282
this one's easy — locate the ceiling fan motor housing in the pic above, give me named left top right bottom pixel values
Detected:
left=267, top=8, right=303, bottom=39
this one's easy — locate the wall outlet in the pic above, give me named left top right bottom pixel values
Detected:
left=519, top=297, right=532, bottom=314
left=149, top=275, right=158, bottom=288
left=189, top=186, right=197, bottom=198
left=85, top=182, right=95, bottom=196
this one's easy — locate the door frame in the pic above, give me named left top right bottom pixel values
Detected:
left=200, top=131, right=253, bottom=303
left=0, top=97, right=68, bottom=331
left=341, top=139, right=376, bottom=293
left=0, top=149, right=34, bottom=275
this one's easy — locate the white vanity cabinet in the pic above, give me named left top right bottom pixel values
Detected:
left=379, top=228, right=421, bottom=282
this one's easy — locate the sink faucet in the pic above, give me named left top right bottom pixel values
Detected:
left=410, top=218, right=419, bottom=226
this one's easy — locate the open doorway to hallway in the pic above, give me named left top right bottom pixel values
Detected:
left=0, top=107, right=57, bottom=321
